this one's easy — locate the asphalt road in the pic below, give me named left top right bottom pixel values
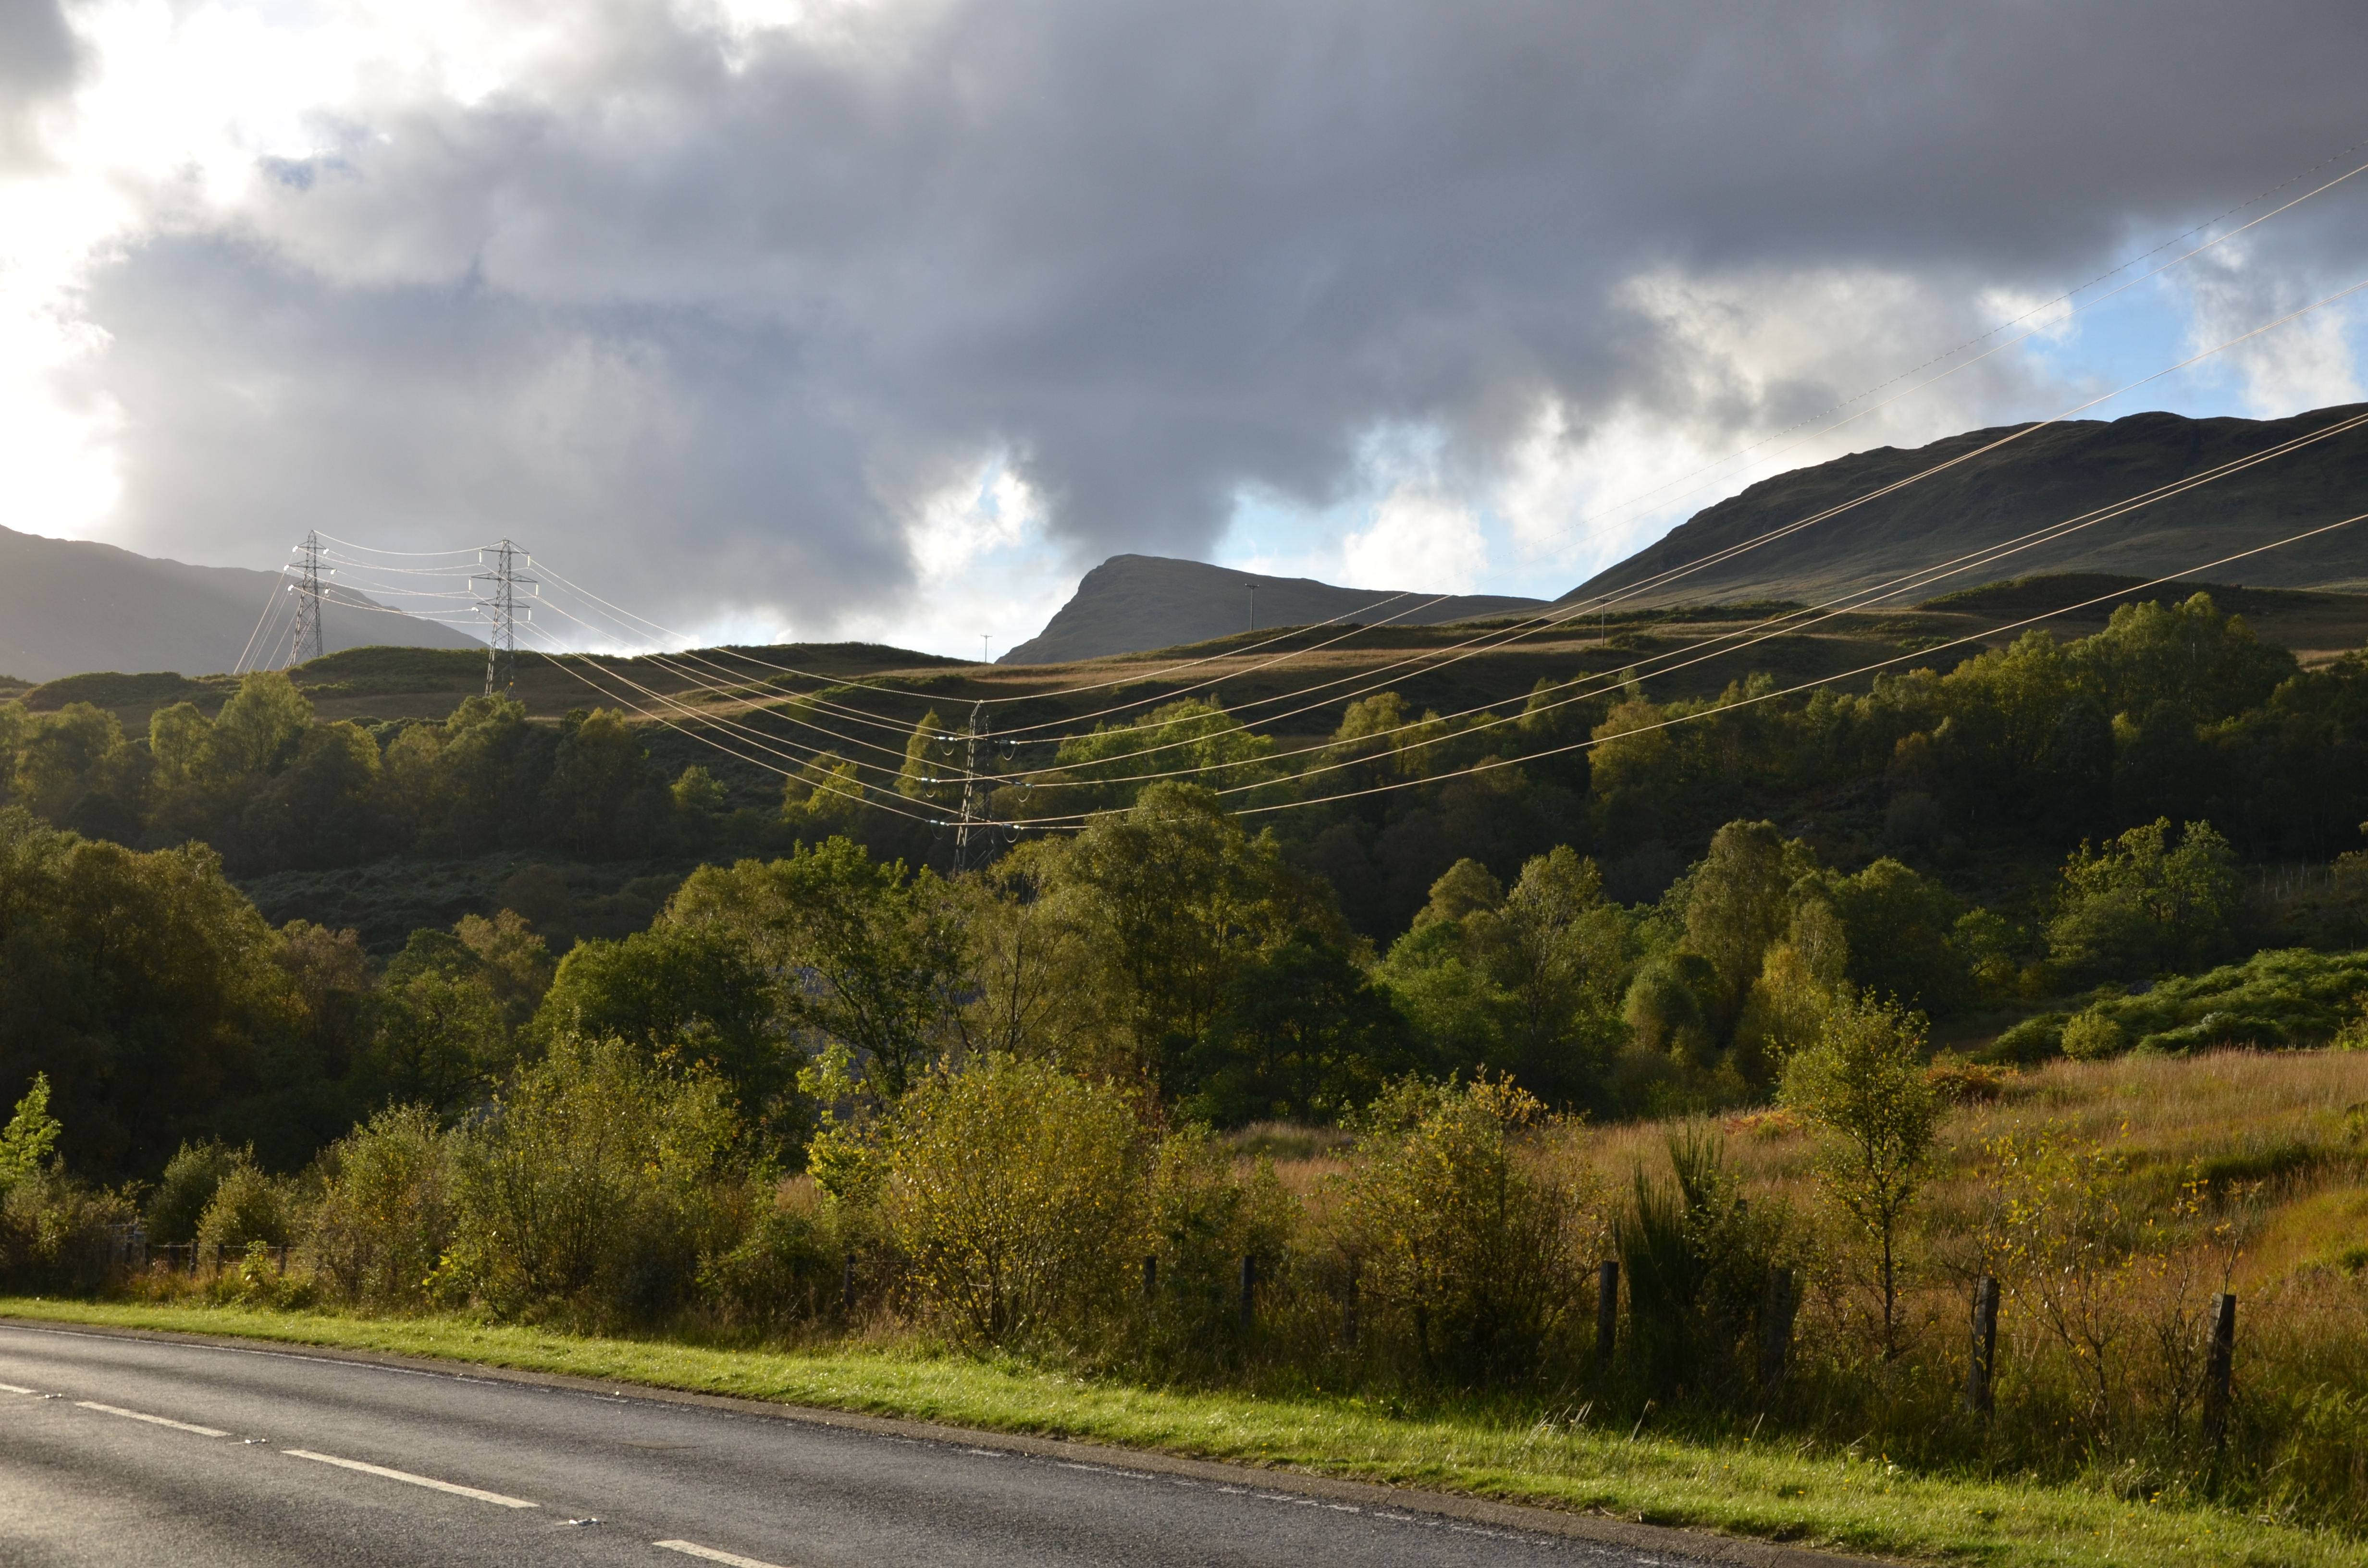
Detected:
left=0, top=1322, right=1695, bottom=1568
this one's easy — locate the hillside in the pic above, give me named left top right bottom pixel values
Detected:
left=0, top=524, right=479, bottom=682
left=1000, top=553, right=1544, bottom=664
left=1562, top=403, right=2368, bottom=610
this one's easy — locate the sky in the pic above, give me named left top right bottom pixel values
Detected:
left=3, top=1, right=2367, bottom=658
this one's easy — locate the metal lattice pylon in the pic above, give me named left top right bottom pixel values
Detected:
left=951, top=700, right=989, bottom=874
left=472, top=539, right=538, bottom=697
left=285, top=530, right=326, bottom=668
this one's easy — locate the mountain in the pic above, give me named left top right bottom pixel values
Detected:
left=1001, top=554, right=1545, bottom=665
left=0, top=525, right=480, bottom=683
left=1560, top=404, right=2368, bottom=611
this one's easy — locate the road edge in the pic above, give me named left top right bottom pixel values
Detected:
left=0, top=1314, right=1883, bottom=1568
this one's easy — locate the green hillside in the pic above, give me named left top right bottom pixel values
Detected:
left=1564, top=403, right=2368, bottom=609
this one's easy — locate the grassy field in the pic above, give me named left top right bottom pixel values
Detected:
left=2, top=1294, right=2359, bottom=1568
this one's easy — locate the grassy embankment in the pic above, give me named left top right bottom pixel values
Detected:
left=0, top=1295, right=2352, bottom=1568
left=12, top=1049, right=2368, bottom=1568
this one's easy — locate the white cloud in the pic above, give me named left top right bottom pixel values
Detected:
left=835, top=458, right=1078, bottom=660
left=2180, top=243, right=2361, bottom=417
left=1339, top=483, right=1485, bottom=594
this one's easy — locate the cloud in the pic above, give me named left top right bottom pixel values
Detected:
left=1341, top=484, right=1486, bottom=595
left=2180, top=241, right=2364, bottom=417
left=12, top=0, right=2368, bottom=649
left=0, top=0, right=83, bottom=166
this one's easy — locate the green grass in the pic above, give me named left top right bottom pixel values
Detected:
left=3, top=1297, right=2356, bottom=1568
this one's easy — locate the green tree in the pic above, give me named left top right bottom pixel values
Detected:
left=0, top=810, right=304, bottom=1174
left=951, top=842, right=1097, bottom=1060
left=0, top=1075, right=62, bottom=1191
left=1470, top=845, right=1628, bottom=1103
left=1339, top=1076, right=1601, bottom=1385
left=2069, top=591, right=2296, bottom=723
left=11, top=703, right=139, bottom=837
left=208, top=671, right=313, bottom=781
left=1189, top=932, right=1418, bottom=1125
left=275, top=920, right=371, bottom=1078
left=2047, top=818, right=2241, bottom=982
left=534, top=923, right=793, bottom=1142
left=236, top=721, right=385, bottom=870
left=541, top=708, right=666, bottom=857
left=1683, top=820, right=1812, bottom=1030
left=416, top=695, right=551, bottom=854
left=1049, top=698, right=1279, bottom=808
left=1042, top=782, right=1337, bottom=1090
left=671, top=837, right=966, bottom=1100
left=446, top=1036, right=741, bottom=1321
left=1780, top=991, right=1939, bottom=1359
left=1374, top=915, right=1508, bottom=1081
left=146, top=1139, right=247, bottom=1244
left=1826, top=857, right=1965, bottom=1012
left=361, top=968, right=509, bottom=1113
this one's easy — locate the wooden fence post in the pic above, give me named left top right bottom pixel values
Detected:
left=2203, top=1291, right=2237, bottom=1449
left=1758, top=1266, right=1797, bottom=1390
left=1595, top=1261, right=1619, bottom=1372
left=1238, top=1255, right=1256, bottom=1331
left=1966, top=1275, right=1999, bottom=1416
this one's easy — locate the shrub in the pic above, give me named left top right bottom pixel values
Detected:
left=1337, top=1076, right=1596, bottom=1387
left=146, top=1140, right=247, bottom=1245
left=445, top=1037, right=744, bottom=1323
left=308, top=1105, right=455, bottom=1311
left=1141, top=1126, right=1295, bottom=1366
left=697, top=1184, right=851, bottom=1329
left=196, top=1162, right=297, bottom=1255
left=0, top=1167, right=136, bottom=1292
left=1986, top=1012, right=2066, bottom=1063
left=2060, top=1007, right=2126, bottom=1061
left=885, top=1054, right=1146, bottom=1347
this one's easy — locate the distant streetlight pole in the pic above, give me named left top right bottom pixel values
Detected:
left=981, top=634, right=990, bottom=663
left=1247, top=582, right=1257, bottom=632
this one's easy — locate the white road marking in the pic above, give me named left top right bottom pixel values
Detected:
left=281, top=1449, right=539, bottom=1508
left=74, top=1401, right=228, bottom=1438
left=654, top=1540, right=797, bottom=1568
left=0, top=1382, right=37, bottom=1394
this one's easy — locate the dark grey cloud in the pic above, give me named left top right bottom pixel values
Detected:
left=57, top=0, right=2368, bottom=629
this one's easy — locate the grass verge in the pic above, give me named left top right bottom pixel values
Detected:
left=1, top=1295, right=2350, bottom=1568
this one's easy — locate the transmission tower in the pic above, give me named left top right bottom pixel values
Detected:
left=951, top=700, right=990, bottom=874
left=285, top=530, right=326, bottom=668
left=472, top=539, right=537, bottom=697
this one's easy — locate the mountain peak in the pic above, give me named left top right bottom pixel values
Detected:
left=1001, top=554, right=1545, bottom=665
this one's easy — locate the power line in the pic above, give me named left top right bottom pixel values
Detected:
left=1232, top=510, right=2368, bottom=821
left=1526, top=137, right=2368, bottom=558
